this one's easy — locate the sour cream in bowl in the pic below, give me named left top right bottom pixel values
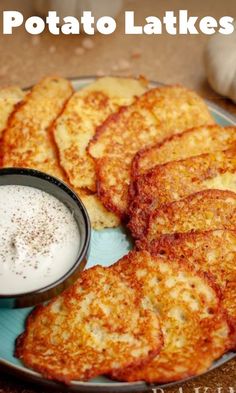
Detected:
left=0, top=168, right=90, bottom=308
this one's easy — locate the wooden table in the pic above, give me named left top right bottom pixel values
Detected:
left=0, top=0, right=235, bottom=392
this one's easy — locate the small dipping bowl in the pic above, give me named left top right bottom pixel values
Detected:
left=0, top=168, right=91, bottom=309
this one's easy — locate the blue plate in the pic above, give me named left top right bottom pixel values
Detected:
left=0, top=78, right=235, bottom=392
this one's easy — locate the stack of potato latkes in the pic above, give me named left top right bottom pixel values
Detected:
left=1, top=76, right=235, bottom=384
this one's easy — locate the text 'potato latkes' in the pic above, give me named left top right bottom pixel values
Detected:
left=110, top=251, right=233, bottom=383
left=53, top=77, right=147, bottom=192
left=15, top=266, right=163, bottom=383
left=88, top=85, right=214, bottom=218
left=140, top=230, right=236, bottom=331
left=142, top=190, right=236, bottom=246
left=132, top=125, right=236, bottom=177
left=0, top=86, right=25, bottom=138
left=129, top=148, right=236, bottom=239
left=2, top=76, right=73, bottom=180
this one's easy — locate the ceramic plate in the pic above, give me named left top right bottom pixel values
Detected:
left=0, top=77, right=235, bottom=392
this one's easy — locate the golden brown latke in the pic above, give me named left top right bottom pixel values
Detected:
left=89, top=85, right=214, bottom=159
left=53, top=77, right=146, bottom=229
left=88, top=85, right=213, bottom=218
left=53, top=77, right=147, bottom=192
left=16, top=266, right=163, bottom=383
left=132, top=125, right=236, bottom=177
left=96, top=157, right=131, bottom=217
left=138, top=230, right=236, bottom=328
left=142, top=190, right=236, bottom=246
left=129, top=148, right=236, bottom=239
left=110, top=251, right=233, bottom=383
left=2, top=77, right=73, bottom=180
left=0, top=86, right=25, bottom=137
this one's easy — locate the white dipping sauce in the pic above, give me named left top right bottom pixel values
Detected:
left=0, top=185, right=80, bottom=295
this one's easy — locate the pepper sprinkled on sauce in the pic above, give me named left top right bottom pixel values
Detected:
left=0, top=185, right=80, bottom=294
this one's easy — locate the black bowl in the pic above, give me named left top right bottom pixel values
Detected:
left=0, top=168, right=91, bottom=308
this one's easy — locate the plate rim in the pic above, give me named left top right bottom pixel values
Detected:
left=1, top=75, right=235, bottom=392
left=1, top=352, right=235, bottom=393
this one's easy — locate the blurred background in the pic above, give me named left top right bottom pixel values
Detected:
left=0, top=0, right=235, bottom=114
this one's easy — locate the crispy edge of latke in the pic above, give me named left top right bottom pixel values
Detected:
left=127, top=170, right=154, bottom=239
left=95, top=157, right=129, bottom=219
left=47, top=115, right=75, bottom=183
left=15, top=303, right=75, bottom=384
left=131, top=125, right=236, bottom=178
left=136, top=229, right=236, bottom=255
left=87, top=105, right=132, bottom=159
left=1, top=98, right=26, bottom=166
left=143, top=189, right=236, bottom=243
left=0, top=86, right=25, bottom=133
left=87, top=85, right=180, bottom=159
